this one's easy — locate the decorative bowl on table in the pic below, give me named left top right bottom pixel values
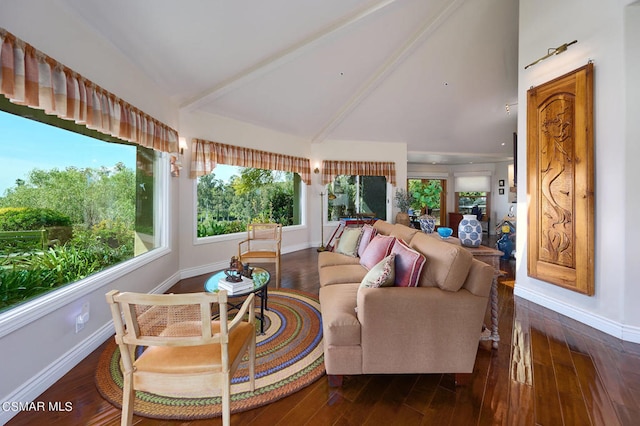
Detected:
left=437, top=227, right=453, bottom=239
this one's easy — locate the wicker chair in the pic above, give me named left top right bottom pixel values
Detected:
left=238, top=223, right=282, bottom=288
left=105, top=290, right=256, bottom=426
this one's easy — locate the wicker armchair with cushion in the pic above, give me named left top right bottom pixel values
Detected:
left=105, top=290, right=256, bottom=426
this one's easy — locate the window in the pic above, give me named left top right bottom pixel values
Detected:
left=327, top=175, right=387, bottom=221
left=0, top=101, right=164, bottom=312
left=407, top=178, right=446, bottom=226
left=456, top=192, right=490, bottom=219
left=196, top=165, right=302, bottom=237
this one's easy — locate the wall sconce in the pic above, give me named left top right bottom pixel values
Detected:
left=178, top=137, right=188, bottom=155
left=171, top=137, right=188, bottom=177
left=314, top=162, right=321, bottom=174
left=524, top=40, right=577, bottom=70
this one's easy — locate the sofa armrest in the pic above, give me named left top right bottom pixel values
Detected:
left=356, top=286, right=489, bottom=374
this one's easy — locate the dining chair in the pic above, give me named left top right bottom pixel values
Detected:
left=238, top=223, right=282, bottom=288
left=105, top=290, right=256, bottom=426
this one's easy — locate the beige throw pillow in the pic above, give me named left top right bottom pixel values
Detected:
left=335, top=227, right=362, bottom=257
left=360, top=253, right=396, bottom=288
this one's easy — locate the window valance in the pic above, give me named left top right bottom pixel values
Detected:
left=322, top=160, right=396, bottom=185
left=190, top=139, right=312, bottom=184
left=0, top=28, right=178, bottom=153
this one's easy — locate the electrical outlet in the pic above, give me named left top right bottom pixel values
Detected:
left=75, top=302, right=90, bottom=333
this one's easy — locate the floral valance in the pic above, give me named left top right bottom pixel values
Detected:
left=190, top=139, right=312, bottom=184
left=0, top=28, right=178, bottom=153
left=322, top=160, right=396, bottom=185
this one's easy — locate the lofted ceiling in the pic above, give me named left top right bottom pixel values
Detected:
left=60, top=0, right=519, bottom=165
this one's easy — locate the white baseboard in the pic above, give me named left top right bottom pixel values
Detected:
left=514, top=285, right=640, bottom=344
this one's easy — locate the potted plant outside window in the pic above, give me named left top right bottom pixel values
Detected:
left=394, top=189, right=412, bottom=226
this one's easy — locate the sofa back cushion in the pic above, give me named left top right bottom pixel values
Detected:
left=461, top=259, right=494, bottom=297
left=373, top=220, right=395, bottom=236
left=360, top=234, right=396, bottom=270
left=389, top=224, right=419, bottom=244
left=409, top=232, right=473, bottom=291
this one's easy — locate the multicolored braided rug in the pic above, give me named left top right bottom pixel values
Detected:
left=95, top=289, right=325, bottom=420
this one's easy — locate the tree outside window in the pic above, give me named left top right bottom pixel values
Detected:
left=196, top=166, right=302, bottom=237
left=0, top=105, right=163, bottom=312
left=408, top=179, right=445, bottom=225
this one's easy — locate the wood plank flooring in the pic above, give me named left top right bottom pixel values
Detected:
left=7, top=247, right=640, bottom=425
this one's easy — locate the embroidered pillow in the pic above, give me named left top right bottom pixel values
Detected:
left=359, top=235, right=396, bottom=270
left=357, top=224, right=378, bottom=257
left=360, top=254, right=395, bottom=288
left=391, top=238, right=426, bottom=287
left=335, top=227, right=362, bottom=257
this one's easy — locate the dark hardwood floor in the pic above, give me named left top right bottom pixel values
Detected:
left=7, top=246, right=640, bottom=425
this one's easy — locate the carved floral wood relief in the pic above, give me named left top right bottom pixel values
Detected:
left=527, top=63, right=594, bottom=295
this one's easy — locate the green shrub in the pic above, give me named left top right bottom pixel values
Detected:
left=0, top=263, right=58, bottom=311
left=197, top=220, right=246, bottom=238
left=0, top=207, right=71, bottom=231
left=0, top=240, right=133, bottom=311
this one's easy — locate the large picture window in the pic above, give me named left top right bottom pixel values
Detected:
left=0, top=102, right=164, bottom=312
left=196, top=165, right=302, bottom=237
left=327, top=175, right=387, bottom=221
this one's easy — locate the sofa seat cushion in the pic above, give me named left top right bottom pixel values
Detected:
left=319, top=264, right=367, bottom=286
left=319, top=284, right=361, bottom=346
left=318, top=251, right=361, bottom=269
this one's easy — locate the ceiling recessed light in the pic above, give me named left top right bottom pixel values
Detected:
left=501, top=142, right=506, bottom=146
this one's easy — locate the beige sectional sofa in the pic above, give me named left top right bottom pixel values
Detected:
left=318, top=220, right=494, bottom=384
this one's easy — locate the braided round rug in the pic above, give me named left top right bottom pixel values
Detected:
left=95, top=289, right=325, bottom=420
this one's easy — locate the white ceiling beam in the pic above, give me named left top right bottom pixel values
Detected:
left=311, top=0, right=466, bottom=143
left=180, top=0, right=398, bottom=111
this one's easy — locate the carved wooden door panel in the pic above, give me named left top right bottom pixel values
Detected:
left=527, top=63, right=594, bottom=295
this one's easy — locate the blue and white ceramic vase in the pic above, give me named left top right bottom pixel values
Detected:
left=418, top=215, right=437, bottom=233
left=458, top=214, right=482, bottom=247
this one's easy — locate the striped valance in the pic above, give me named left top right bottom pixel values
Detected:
left=322, top=160, right=396, bottom=185
left=0, top=28, right=178, bottom=153
left=190, top=139, right=312, bottom=185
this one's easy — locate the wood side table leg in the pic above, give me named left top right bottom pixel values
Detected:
left=490, top=275, right=500, bottom=349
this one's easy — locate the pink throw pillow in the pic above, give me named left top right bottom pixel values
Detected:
left=357, top=224, right=378, bottom=257
left=391, top=239, right=426, bottom=287
left=359, top=235, right=396, bottom=270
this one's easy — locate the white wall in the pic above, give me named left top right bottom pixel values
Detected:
left=0, top=2, right=181, bottom=422
left=516, top=0, right=640, bottom=342
left=623, top=1, right=640, bottom=330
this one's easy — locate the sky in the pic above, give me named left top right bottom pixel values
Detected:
left=0, top=110, right=136, bottom=194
